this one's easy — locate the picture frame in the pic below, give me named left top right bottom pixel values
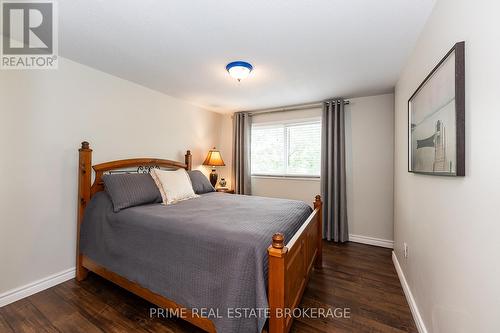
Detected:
left=408, top=41, right=465, bottom=176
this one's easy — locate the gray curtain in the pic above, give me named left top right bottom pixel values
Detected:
left=232, top=112, right=252, bottom=195
left=321, top=99, right=348, bottom=242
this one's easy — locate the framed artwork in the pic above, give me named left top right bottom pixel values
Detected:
left=408, top=41, right=465, bottom=176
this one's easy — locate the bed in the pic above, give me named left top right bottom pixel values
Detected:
left=76, top=142, right=323, bottom=333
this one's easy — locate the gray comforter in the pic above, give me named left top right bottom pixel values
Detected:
left=80, top=192, right=312, bottom=333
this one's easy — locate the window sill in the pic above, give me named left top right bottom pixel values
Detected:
left=251, top=175, right=320, bottom=181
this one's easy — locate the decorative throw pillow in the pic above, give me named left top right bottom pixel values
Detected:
left=151, top=168, right=198, bottom=204
left=103, top=173, right=162, bottom=212
left=187, top=170, right=215, bottom=194
left=150, top=169, right=168, bottom=204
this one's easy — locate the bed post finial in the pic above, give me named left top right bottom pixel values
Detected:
left=272, top=233, right=285, bottom=249
left=185, top=150, right=192, bottom=170
left=81, top=141, right=90, bottom=150
left=314, top=195, right=321, bottom=207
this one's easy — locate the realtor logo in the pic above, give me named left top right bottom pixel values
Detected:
left=1, top=0, right=58, bottom=69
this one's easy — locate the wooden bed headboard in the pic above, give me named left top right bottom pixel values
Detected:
left=78, top=141, right=192, bottom=205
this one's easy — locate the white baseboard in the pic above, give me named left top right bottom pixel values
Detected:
left=349, top=234, right=394, bottom=248
left=0, top=267, right=75, bottom=308
left=392, top=252, right=428, bottom=333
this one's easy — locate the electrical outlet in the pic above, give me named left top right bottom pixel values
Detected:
left=404, top=243, right=409, bottom=259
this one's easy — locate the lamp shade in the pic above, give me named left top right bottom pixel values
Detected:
left=203, top=147, right=225, bottom=167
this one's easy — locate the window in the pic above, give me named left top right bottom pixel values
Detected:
left=251, top=119, right=321, bottom=177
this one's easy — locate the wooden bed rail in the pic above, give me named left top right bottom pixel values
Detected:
left=268, top=195, right=323, bottom=333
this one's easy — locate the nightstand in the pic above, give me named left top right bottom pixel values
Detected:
left=216, top=188, right=235, bottom=194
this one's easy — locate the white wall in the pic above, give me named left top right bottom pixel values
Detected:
left=250, top=93, right=394, bottom=243
left=346, top=94, right=394, bottom=242
left=394, top=0, right=500, bottom=332
left=216, top=114, right=234, bottom=189
left=0, top=58, right=226, bottom=297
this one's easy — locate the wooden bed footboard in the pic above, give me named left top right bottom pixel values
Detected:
left=268, top=196, right=322, bottom=333
left=76, top=142, right=322, bottom=333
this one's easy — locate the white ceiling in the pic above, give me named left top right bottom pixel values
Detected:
left=60, top=0, right=435, bottom=113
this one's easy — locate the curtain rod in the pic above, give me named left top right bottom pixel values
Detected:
left=243, top=100, right=350, bottom=116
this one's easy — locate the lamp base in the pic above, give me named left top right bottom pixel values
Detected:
left=209, top=169, right=218, bottom=187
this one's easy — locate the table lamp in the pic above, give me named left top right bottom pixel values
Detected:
left=202, top=147, right=225, bottom=187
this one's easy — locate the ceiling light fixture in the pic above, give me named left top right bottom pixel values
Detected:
left=226, top=61, right=253, bottom=82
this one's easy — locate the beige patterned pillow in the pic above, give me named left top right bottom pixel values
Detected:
left=150, top=168, right=198, bottom=205
left=150, top=169, right=168, bottom=204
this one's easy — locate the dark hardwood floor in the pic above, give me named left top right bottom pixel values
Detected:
left=0, top=242, right=417, bottom=333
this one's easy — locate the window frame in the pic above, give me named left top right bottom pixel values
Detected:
left=251, top=117, right=322, bottom=179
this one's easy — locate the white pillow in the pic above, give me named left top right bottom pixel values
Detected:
left=151, top=168, right=198, bottom=205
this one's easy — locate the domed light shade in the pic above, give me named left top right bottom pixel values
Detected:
left=226, top=61, right=253, bottom=81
